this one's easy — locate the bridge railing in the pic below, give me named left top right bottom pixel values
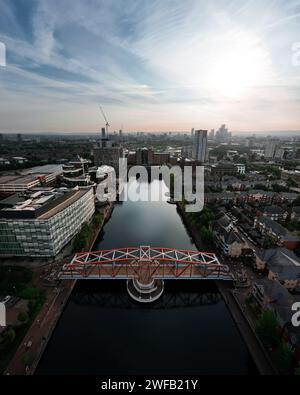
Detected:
left=59, top=247, right=233, bottom=281
left=68, top=246, right=222, bottom=266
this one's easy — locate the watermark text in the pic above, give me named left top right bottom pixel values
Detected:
left=0, top=41, right=6, bottom=67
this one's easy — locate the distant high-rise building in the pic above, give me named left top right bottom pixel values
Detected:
left=246, top=137, right=256, bottom=148
left=192, top=130, right=208, bottom=163
left=136, top=148, right=154, bottom=165
left=93, top=128, right=123, bottom=172
left=93, top=144, right=123, bottom=171
left=265, top=139, right=277, bottom=159
left=119, top=129, right=123, bottom=138
left=215, top=124, right=231, bottom=140
left=17, top=133, right=22, bottom=143
left=93, top=122, right=124, bottom=171
left=181, top=146, right=193, bottom=159
left=209, top=129, right=215, bottom=139
left=191, top=128, right=195, bottom=137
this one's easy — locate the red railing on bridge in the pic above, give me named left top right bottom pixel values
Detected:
left=60, top=246, right=233, bottom=281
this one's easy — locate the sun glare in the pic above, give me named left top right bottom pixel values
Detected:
left=206, top=33, right=272, bottom=98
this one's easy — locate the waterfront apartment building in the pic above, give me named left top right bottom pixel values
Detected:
left=192, top=130, right=208, bottom=163
left=0, top=187, right=95, bottom=257
left=210, top=213, right=246, bottom=257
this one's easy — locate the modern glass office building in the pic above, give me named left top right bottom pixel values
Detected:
left=0, top=187, right=95, bottom=257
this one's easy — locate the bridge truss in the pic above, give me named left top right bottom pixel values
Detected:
left=60, top=246, right=233, bottom=281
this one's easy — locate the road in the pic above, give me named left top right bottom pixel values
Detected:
left=4, top=280, right=75, bottom=375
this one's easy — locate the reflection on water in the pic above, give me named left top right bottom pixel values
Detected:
left=72, top=280, right=223, bottom=310
left=97, top=179, right=199, bottom=251
left=36, top=180, right=257, bottom=375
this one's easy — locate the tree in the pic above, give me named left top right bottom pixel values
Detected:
left=73, top=233, right=87, bottom=251
left=253, top=183, right=268, bottom=191
left=21, top=353, right=31, bottom=366
left=287, top=177, right=297, bottom=188
left=3, top=328, right=16, bottom=343
left=256, top=309, right=279, bottom=348
left=18, top=311, right=29, bottom=323
left=0, top=266, right=32, bottom=296
left=19, top=286, right=40, bottom=300
left=274, top=343, right=294, bottom=375
left=200, top=226, right=214, bottom=245
left=198, top=207, right=213, bottom=228
left=92, top=213, right=103, bottom=228
left=294, top=195, right=300, bottom=206
left=272, top=184, right=289, bottom=193
left=262, top=236, right=277, bottom=249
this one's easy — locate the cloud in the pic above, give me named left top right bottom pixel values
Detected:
left=0, top=0, right=300, bottom=132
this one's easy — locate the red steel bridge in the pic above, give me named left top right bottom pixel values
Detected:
left=60, top=246, right=232, bottom=281
left=60, top=246, right=232, bottom=302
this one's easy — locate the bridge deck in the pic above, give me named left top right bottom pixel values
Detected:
left=60, top=247, right=233, bottom=281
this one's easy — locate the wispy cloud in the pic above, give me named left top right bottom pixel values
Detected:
left=0, top=0, right=300, bottom=132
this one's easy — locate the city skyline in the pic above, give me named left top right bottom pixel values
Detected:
left=0, top=0, right=300, bottom=133
left=1, top=0, right=300, bottom=379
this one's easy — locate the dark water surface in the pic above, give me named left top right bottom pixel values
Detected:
left=37, top=180, right=257, bottom=375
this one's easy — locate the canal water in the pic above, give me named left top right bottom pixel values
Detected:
left=37, top=179, right=257, bottom=375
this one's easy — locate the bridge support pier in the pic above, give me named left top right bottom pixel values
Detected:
left=126, top=278, right=164, bottom=303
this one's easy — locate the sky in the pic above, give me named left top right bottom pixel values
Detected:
left=0, top=0, right=300, bottom=134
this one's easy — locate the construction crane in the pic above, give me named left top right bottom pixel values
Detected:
left=99, top=106, right=110, bottom=138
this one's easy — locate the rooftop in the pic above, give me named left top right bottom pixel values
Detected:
left=257, top=248, right=300, bottom=279
left=258, top=205, right=285, bottom=215
left=21, top=164, right=63, bottom=175
left=224, top=229, right=244, bottom=245
left=292, top=206, right=300, bottom=214
left=0, top=187, right=91, bottom=220
left=280, top=192, right=298, bottom=200
left=255, top=279, right=298, bottom=324
left=248, top=190, right=276, bottom=196
left=0, top=174, right=40, bottom=186
left=211, top=162, right=235, bottom=169
left=256, top=216, right=298, bottom=241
